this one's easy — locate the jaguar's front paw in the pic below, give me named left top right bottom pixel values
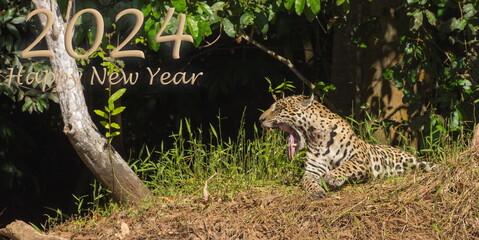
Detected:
left=306, top=187, right=326, bottom=198
left=302, top=172, right=327, bottom=198
left=323, top=173, right=347, bottom=188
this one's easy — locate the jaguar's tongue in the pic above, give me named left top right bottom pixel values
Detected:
left=279, top=125, right=298, bottom=158
left=288, top=133, right=296, bottom=158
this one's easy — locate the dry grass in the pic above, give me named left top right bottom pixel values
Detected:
left=49, top=147, right=479, bottom=240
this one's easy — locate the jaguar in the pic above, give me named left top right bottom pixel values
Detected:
left=259, top=95, right=435, bottom=198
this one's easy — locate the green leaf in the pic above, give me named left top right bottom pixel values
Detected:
left=186, top=16, right=199, bottom=41
left=94, top=109, right=109, bottom=119
left=432, top=0, right=446, bottom=7
left=108, top=88, right=126, bottom=104
left=141, top=4, right=152, bottom=16
left=468, top=23, right=478, bottom=36
left=284, top=0, right=294, bottom=10
left=437, top=8, right=445, bottom=17
left=5, top=35, right=13, bottom=52
left=3, top=8, right=14, bottom=22
left=111, top=106, right=126, bottom=116
left=10, top=17, right=25, bottom=24
left=6, top=23, right=20, bottom=39
left=382, top=68, right=395, bottom=81
left=110, top=131, right=121, bottom=137
left=303, top=4, right=316, bottom=22
left=450, top=109, right=461, bottom=130
left=47, top=93, right=59, bottom=103
left=110, top=123, right=121, bottom=129
left=222, top=18, right=236, bottom=37
left=200, top=21, right=212, bottom=36
left=424, top=10, right=436, bottom=26
left=144, top=16, right=154, bottom=31
left=240, top=12, right=255, bottom=27
left=211, top=2, right=225, bottom=12
left=37, top=99, right=47, bottom=112
left=411, top=11, right=423, bottom=30
left=22, top=100, right=33, bottom=112
left=171, top=0, right=187, bottom=12
left=100, top=121, right=109, bottom=129
left=209, top=123, right=218, bottom=139
left=30, top=90, right=43, bottom=98
left=336, top=0, right=346, bottom=6
left=295, top=0, right=306, bottom=15
left=199, top=3, right=213, bottom=15
left=104, top=106, right=111, bottom=113
left=459, top=79, right=472, bottom=91
left=463, top=4, right=477, bottom=19
left=108, top=101, right=114, bottom=111
left=454, top=19, right=468, bottom=31
left=146, top=20, right=159, bottom=51
left=254, top=13, right=269, bottom=35
left=17, top=90, right=24, bottom=102
left=307, top=0, right=321, bottom=15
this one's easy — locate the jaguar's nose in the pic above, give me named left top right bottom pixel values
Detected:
left=259, top=115, right=265, bottom=123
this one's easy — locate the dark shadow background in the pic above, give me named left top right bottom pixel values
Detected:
left=0, top=14, right=332, bottom=227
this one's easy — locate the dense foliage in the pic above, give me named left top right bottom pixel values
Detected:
left=0, top=0, right=57, bottom=113
left=383, top=0, right=479, bottom=135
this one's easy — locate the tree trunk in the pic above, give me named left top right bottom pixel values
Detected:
left=359, top=2, right=413, bottom=146
left=32, top=0, right=152, bottom=205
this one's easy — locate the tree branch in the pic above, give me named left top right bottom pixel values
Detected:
left=65, top=0, right=74, bottom=21
left=241, top=35, right=316, bottom=90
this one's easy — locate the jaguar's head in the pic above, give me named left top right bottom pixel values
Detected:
left=259, top=95, right=315, bottom=158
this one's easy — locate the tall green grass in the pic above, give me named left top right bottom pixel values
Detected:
left=347, top=110, right=471, bottom=163
left=46, top=109, right=474, bottom=235
left=129, top=111, right=472, bottom=199
left=128, top=118, right=304, bottom=198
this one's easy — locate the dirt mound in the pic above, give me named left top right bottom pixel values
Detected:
left=3, top=148, right=479, bottom=240
left=44, top=149, right=479, bottom=240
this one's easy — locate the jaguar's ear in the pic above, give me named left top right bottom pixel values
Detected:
left=301, top=94, right=315, bottom=108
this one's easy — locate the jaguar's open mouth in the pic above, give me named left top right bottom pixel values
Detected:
left=278, top=124, right=304, bottom=158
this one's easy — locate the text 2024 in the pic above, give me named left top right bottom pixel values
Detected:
left=21, top=8, right=192, bottom=60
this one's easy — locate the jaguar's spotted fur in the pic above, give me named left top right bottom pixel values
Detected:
left=259, top=95, right=434, bottom=197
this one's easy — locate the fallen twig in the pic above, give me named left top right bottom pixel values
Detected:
left=203, top=172, right=218, bottom=202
